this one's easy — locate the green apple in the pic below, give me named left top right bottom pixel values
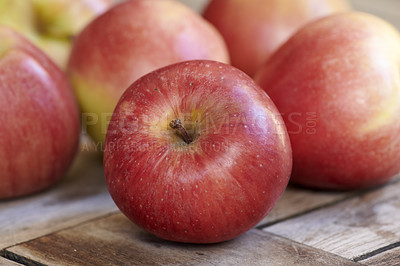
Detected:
left=0, top=0, right=115, bottom=69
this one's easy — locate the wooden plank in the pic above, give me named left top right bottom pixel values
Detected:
left=259, top=185, right=353, bottom=226
left=6, top=213, right=358, bottom=266
left=360, top=244, right=400, bottom=265
left=0, top=257, right=22, bottom=266
left=263, top=177, right=400, bottom=261
left=0, top=147, right=118, bottom=249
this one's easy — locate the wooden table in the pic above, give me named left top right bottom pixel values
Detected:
left=1, top=0, right=400, bottom=265
left=1, top=143, right=400, bottom=265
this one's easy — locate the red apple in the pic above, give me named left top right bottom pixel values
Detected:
left=68, top=0, right=230, bottom=145
left=203, top=0, right=351, bottom=77
left=0, top=26, right=80, bottom=199
left=103, top=60, right=292, bottom=243
left=255, top=12, right=400, bottom=190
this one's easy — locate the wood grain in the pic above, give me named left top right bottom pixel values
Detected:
left=263, top=177, right=400, bottom=261
left=6, top=213, right=358, bottom=266
left=0, top=149, right=118, bottom=249
left=259, top=185, right=353, bottom=226
left=360, top=244, right=400, bottom=265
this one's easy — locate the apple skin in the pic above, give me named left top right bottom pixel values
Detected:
left=103, top=60, right=292, bottom=243
left=255, top=12, right=400, bottom=190
left=0, top=26, right=80, bottom=199
left=0, top=0, right=115, bottom=69
left=68, top=0, right=230, bottom=145
left=203, top=0, right=351, bottom=77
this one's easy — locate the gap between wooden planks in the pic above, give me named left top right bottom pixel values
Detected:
left=0, top=146, right=118, bottom=250
left=3, top=213, right=358, bottom=266
left=1, top=144, right=399, bottom=264
left=0, top=255, right=22, bottom=266
left=0, top=145, right=361, bottom=251
left=263, top=176, right=400, bottom=264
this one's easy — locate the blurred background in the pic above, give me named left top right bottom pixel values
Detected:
left=177, top=0, right=400, bottom=30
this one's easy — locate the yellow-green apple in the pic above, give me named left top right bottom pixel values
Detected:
left=0, top=0, right=115, bottom=69
left=255, top=12, right=400, bottom=190
left=203, top=0, right=351, bottom=77
left=0, top=26, right=80, bottom=199
left=67, top=0, right=230, bottom=146
left=103, top=60, right=292, bottom=243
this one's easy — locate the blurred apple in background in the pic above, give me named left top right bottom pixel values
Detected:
left=0, top=0, right=116, bottom=69
left=104, top=60, right=292, bottom=243
left=68, top=0, right=229, bottom=146
left=0, top=26, right=80, bottom=199
left=203, top=0, right=351, bottom=77
left=255, top=12, right=400, bottom=190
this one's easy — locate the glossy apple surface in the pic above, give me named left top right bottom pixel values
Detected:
left=255, top=12, right=400, bottom=190
left=203, top=0, right=350, bottom=77
left=0, top=26, right=80, bottom=199
left=0, top=0, right=115, bottom=69
left=104, top=60, right=292, bottom=243
left=68, top=0, right=229, bottom=145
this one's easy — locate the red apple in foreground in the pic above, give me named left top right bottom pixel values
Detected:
left=0, top=26, right=80, bottom=199
left=68, top=0, right=229, bottom=145
left=104, top=60, right=292, bottom=243
left=203, top=0, right=350, bottom=77
left=255, top=12, right=400, bottom=190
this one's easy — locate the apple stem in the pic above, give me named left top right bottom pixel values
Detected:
left=169, top=119, right=193, bottom=144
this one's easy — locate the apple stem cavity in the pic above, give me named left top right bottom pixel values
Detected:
left=169, top=119, right=193, bottom=144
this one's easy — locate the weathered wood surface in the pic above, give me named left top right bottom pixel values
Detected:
left=361, top=244, right=400, bottom=266
left=264, top=177, right=400, bottom=262
left=259, top=185, right=354, bottom=226
left=0, top=149, right=118, bottom=250
left=5, top=213, right=358, bottom=266
left=0, top=256, right=22, bottom=266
